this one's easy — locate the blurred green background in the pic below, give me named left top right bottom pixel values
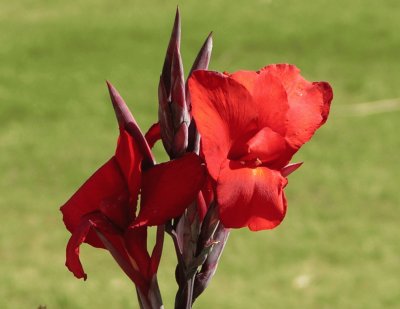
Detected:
left=1, top=0, right=399, bottom=308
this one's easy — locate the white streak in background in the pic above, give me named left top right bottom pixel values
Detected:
left=292, top=274, right=312, bottom=289
left=337, top=98, right=400, bottom=117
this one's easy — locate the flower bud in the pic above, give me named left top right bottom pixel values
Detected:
left=158, top=8, right=190, bottom=158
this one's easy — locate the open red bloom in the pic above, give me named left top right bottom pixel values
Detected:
left=60, top=82, right=205, bottom=294
left=189, top=64, right=333, bottom=231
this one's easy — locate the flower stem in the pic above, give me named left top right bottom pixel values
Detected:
left=136, top=276, right=164, bottom=309
left=175, top=275, right=195, bottom=309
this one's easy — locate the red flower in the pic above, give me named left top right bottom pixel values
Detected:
left=60, top=82, right=205, bottom=294
left=189, top=64, right=333, bottom=231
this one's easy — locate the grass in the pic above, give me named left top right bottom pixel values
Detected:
left=0, top=0, right=399, bottom=308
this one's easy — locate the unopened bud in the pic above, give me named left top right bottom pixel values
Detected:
left=158, top=8, right=190, bottom=158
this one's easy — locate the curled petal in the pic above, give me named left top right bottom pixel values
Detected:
left=65, top=213, right=124, bottom=280
left=65, top=212, right=150, bottom=292
left=65, top=216, right=92, bottom=280
left=134, top=153, right=206, bottom=226
left=145, top=122, right=161, bottom=149
left=217, top=160, right=288, bottom=231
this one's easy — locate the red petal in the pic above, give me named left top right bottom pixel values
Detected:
left=216, top=160, right=287, bottom=231
left=149, top=225, right=165, bottom=276
left=228, top=70, right=258, bottom=93
left=145, top=122, right=161, bottom=149
left=99, top=193, right=131, bottom=230
left=189, top=70, right=256, bottom=179
left=65, top=212, right=136, bottom=281
left=124, top=227, right=151, bottom=279
left=230, top=70, right=290, bottom=137
left=65, top=216, right=92, bottom=280
left=115, top=129, right=142, bottom=215
left=134, top=153, right=206, bottom=226
left=196, top=192, right=208, bottom=222
left=262, top=64, right=333, bottom=149
left=61, top=158, right=128, bottom=247
left=252, top=72, right=289, bottom=136
left=93, top=223, right=149, bottom=291
left=243, top=127, right=288, bottom=163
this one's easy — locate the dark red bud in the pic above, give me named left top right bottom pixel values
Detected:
left=186, top=33, right=213, bottom=153
left=106, top=81, right=155, bottom=167
left=172, top=122, right=189, bottom=158
left=188, top=32, right=213, bottom=77
left=161, top=7, right=181, bottom=92
left=158, top=9, right=190, bottom=158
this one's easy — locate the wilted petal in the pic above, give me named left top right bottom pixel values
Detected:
left=217, top=160, right=287, bottom=231
left=134, top=153, right=206, bottom=226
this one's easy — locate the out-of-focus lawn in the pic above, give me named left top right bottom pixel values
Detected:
left=1, top=0, right=399, bottom=308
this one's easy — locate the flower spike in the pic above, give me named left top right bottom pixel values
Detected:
left=158, top=8, right=190, bottom=158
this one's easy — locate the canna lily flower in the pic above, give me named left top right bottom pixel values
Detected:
left=189, top=64, right=333, bottom=231
left=60, top=82, right=205, bottom=297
